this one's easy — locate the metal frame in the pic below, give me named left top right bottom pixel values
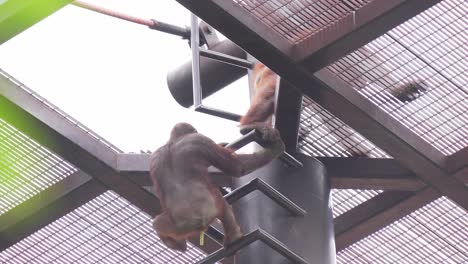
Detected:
left=117, top=154, right=448, bottom=192
left=175, top=0, right=468, bottom=211
left=174, top=0, right=468, bottom=257
left=190, top=14, right=250, bottom=122
left=1, top=0, right=466, bottom=260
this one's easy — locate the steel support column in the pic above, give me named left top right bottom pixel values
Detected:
left=274, top=80, right=303, bottom=154
left=232, top=154, right=335, bottom=263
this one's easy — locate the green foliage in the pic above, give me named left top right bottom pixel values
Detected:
left=0, top=0, right=73, bottom=45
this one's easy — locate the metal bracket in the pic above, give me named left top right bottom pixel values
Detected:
left=225, top=178, right=306, bottom=216
left=196, top=229, right=308, bottom=264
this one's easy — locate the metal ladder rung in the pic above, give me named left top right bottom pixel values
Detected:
left=195, top=105, right=241, bottom=122
left=196, top=228, right=308, bottom=264
left=224, top=178, right=306, bottom=216
left=199, top=49, right=253, bottom=69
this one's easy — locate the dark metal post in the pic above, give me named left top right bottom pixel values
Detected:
left=232, top=155, right=336, bottom=263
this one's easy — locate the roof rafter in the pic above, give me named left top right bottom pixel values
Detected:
left=334, top=187, right=440, bottom=251
left=319, top=157, right=427, bottom=191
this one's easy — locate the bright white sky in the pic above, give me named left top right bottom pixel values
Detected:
left=0, top=0, right=250, bottom=152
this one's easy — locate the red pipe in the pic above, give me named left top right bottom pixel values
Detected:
left=72, top=0, right=155, bottom=27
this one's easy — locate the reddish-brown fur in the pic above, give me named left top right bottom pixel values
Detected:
left=150, top=123, right=285, bottom=252
left=239, top=63, right=278, bottom=130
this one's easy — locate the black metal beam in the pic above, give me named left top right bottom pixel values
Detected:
left=115, top=153, right=232, bottom=187
left=319, top=157, right=426, bottom=191
left=332, top=153, right=468, bottom=250
left=294, top=0, right=441, bottom=72
left=446, top=147, right=468, bottom=173
left=0, top=171, right=106, bottom=251
left=117, top=155, right=435, bottom=192
left=334, top=190, right=413, bottom=236
left=175, top=0, right=468, bottom=210
left=335, top=187, right=440, bottom=251
left=274, top=79, right=303, bottom=154
left=0, top=89, right=161, bottom=216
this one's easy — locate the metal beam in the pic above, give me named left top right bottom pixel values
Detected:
left=319, top=157, right=426, bottom=191
left=274, top=80, right=303, bottom=154
left=334, top=190, right=413, bottom=235
left=335, top=187, right=440, bottom=251
left=294, top=0, right=441, bottom=72
left=176, top=0, right=468, bottom=210
left=454, top=167, right=468, bottom=186
left=115, top=153, right=232, bottom=187
left=446, top=147, right=468, bottom=173
left=0, top=75, right=221, bottom=253
left=0, top=171, right=106, bottom=251
left=0, top=84, right=161, bottom=216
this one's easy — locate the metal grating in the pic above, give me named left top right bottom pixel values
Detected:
left=0, top=191, right=209, bottom=264
left=299, top=96, right=391, bottom=158
left=0, top=118, right=76, bottom=215
left=337, top=196, right=468, bottom=263
left=0, top=68, right=123, bottom=154
left=233, top=0, right=372, bottom=43
left=331, top=189, right=383, bottom=218
left=328, top=0, right=467, bottom=155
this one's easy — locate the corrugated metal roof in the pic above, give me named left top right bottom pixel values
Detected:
left=337, top=196, right=468, bottom=263
left=0, top=118, right=76, bottom=215
left=0, top=191, right=208, bottom=264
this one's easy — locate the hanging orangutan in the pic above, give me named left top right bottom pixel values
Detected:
left=150, top=122, right=285, bottom=252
